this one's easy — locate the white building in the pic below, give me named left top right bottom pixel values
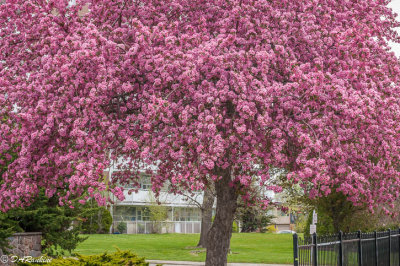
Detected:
left=107, top=163, right=204, bottom=234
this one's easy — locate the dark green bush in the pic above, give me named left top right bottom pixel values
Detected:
left=239, top=209, right=273, bottom=233
left=81, top=207, right=112, bottom=234
left=0, top=190, right=88, bottom=256
left=0, top=214, right=21, bottom=254
left=117, top=222, right=127, bottom=233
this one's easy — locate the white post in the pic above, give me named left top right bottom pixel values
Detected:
left=310, top=210, right=318, bottom=263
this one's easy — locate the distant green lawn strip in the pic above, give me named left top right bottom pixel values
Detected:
left=74, top=233, right=293, bottom=264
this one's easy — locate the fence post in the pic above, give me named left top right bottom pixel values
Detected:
left=293, top=233, right=299, bottom=266
left=374, top=231, right=378, bottom=266
left=339, top=231, right=344, bottom=266
left=398, top=228, right=400, bottom=266
left=388, top=229, right=391, bottom=266
left=358, top=230, right=362, bottom=266
left=312, top=232, right=318, bottom=266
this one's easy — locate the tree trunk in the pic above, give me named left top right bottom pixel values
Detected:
left=205, top=169, right=238, bottom=266
left=197, top=185, right=215, bottom=248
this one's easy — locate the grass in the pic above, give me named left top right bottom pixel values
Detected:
left=73, top=233, right=293, bottom=264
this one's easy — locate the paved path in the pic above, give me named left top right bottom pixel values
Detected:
left=147, top=260, right=292, bottom=266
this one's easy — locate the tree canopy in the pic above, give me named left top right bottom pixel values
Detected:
left=1, top=0, right=400, bottom=263
left=1, top=0, right=400, bottom=211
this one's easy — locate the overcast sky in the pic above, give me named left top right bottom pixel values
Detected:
left=389, top=1, right=400, bottom=56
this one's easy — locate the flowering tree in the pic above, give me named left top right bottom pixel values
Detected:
left=2, top=0, right=400, bottom=264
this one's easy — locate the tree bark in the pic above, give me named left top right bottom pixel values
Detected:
left=205, top=169, right=238, bottom=266
left=197, top=185, right=215, bottom=248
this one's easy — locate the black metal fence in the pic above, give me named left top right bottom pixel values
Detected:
left=293, top=229, right=400, bottom=266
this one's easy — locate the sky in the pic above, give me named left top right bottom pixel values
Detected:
left=389, top=0, right=400, bottom=56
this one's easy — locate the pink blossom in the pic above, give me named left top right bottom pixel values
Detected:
left=125, top=138, right=138, bottom=151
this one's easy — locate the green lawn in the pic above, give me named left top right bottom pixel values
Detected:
left=74, top=233, right=293, bottom=264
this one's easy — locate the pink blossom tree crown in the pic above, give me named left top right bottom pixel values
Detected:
left=1, top=0, right=400, bottom=213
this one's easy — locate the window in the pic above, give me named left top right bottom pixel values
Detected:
left=140, top=174, right=152, bottom=190
left=136, top=207, right=150, bottom=221
left=114, top=206, right=136, bottom=221
left=114, top=206, right=153, bottom=221
left=173, top=208, right=201, bottom=221
left=142, top=207, right=150, bottom=221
